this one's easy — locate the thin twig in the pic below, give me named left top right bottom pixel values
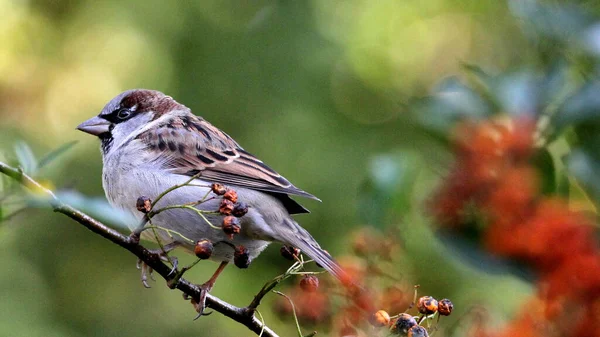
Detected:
left=247, top=257, right=307, bottom=311
left=273, top=291, right=303, bottom=337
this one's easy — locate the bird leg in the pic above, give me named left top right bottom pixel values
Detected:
left=187, top=261, right=229, bottom=319
left=137, top=242, right=180, bottom=288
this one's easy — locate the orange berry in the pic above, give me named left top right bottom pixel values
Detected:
left=369, top=310, right=390, bottom=327
left=211, top=183, right=227, bottom=195
left=219, top=199, right=235, bottom=215
left=222, top=216, right=241, bottom=239
left=223, top=189, right=238, bottom=203
left=417, top=296, right=438, bottom=315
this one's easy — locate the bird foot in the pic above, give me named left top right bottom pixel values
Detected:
left=184, top=282, right=214, bottom=319
left=136, top=245, right=179, bottom=288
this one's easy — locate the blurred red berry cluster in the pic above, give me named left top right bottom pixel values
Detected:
left=274, top=228, right=454, bottom=336
left=431, top=117, right=600, bottom=337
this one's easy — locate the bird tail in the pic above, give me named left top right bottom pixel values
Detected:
left=278, top=219, right=353, bottom=286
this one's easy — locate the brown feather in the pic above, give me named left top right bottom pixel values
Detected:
left=136, top=112, right=320, bottom=206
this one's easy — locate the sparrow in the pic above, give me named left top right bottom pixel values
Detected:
left=77, top=89, right=348, bottom=313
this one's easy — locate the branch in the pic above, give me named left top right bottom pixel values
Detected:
left=0, top=161, right=278, bottom=337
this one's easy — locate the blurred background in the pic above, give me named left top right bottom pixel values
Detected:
left=1, top=0, right=600, bottom=336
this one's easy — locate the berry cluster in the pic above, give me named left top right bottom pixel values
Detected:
left=192, top=184, right=250, bottom=269
left=273, top=230, right=453, bottom=336
left=432, top=117, right=600, bottom=336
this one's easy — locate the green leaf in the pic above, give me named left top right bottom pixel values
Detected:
left=567, top=150, right=600, bottom=208
left=37, top=141, right=78, bottom=169
left=489, top=71, right=541, bottom=118
left=14, top=141, right=38, bottom=175
left=358, top=152, right=420, bottom=227
left=28, top=191, right=136, bottom=229
left=532, top=148, right=556, bottom=195
left=412, top=77, right=491, bottom=135
left=555, top=81, right=600, bottom=129
left=509, top=0, right=592, bottom=43
left=460, top=62, right=492, bottom=83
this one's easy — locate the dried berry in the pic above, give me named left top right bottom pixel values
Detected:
left=211, top=183, right=227, bottom=195
left=136, top=196, right=152, bottom=213
left=369, top=310, right=391, bottom=327
left=219, top=199, right=235, bottom=215
left=222, top=216, right=241, bottom=239
left=299, top=275, right=319, bottom=292
left=223, top=189, right=238, bottom=203
left=234, top=245, right=250, bottom=268
left=438, top=299, right=453, bottom=316
left=417, top=296, right=438, bottom=315
left=232, top=202, right=248, bottom=217
left=392, top=313, right=417, bottom=336
left=408, top=325, right=429, bottom=337
left=417, top=296, right=437, bottom=315
left=194, top=239, right=213, bottom=259
left=280, top=245, right=301, bottom=260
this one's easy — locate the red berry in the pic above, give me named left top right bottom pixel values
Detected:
left=438, top=299, right=453, bottom=316
left=194, top=239, right=213, bottom=259
left=299, top=275, right=319, bottom=292
left=219, top=199, right=235, bottom=215
left=223, top=189, right=238, bottom=203
left=211, top=183, right=227, bottom=195
left=222, top=216, right=241, bottom=239
left=234, top=245, right=250, bottom=268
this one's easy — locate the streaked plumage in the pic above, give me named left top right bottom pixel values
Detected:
left=77, top=89, right=347, bottom=283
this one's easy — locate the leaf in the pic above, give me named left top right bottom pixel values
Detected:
left=532, top=148, right=556, bottom=195
left=436, top=229, right=535, bottom=282
left=412, top=77, right=491, bottom=135
left=358, top=152, right=420, bottom=227
left=27, top=191, right=136, bottom=230
left=13, top=141, right=38, bottom=175
left=508, top=0, right=592, bottom=43
left=489, top=71, right=541, bottom=118
left=567, top=150, right=600, bottom=208
left=37, top=141, right=78, bottom=169
left=460, top=62, right=492, bottom=83
left=555, top=81, right=600, bottom=129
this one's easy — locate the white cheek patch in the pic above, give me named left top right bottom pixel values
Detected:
left=110, top=112, right=155, bottom=152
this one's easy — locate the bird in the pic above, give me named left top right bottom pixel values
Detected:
left=76, top=89, right=349, bottom=314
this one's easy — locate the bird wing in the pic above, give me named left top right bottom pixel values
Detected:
left=135, top=112, right=319, bottom=203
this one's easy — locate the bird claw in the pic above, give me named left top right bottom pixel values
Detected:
left=136, top=245, right=179, bottom=288
left=189, top=283, right=213, bottom=320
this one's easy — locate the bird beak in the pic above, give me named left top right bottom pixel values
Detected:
left=77, top=116, right=111, bottom=136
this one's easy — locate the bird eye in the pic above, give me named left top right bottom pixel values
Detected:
left=117, top=108, right=132, bottom=120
